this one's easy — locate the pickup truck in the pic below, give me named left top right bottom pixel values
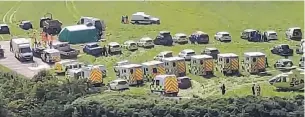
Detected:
left=52, top=41, right=79, bottom=59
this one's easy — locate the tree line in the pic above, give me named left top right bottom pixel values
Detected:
left=0, top=70, right=303, bottom=117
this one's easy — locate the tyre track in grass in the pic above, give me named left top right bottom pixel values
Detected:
left=65, top=0, right=79, bottom=21
left=2, top=1, right=21, bottom=24
left=9, top=5, right=21, bottom=24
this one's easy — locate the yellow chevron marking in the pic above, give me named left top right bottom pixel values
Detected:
left=231, top=58, right=239, bottom=70
left=89, top=68, right=103, bottom=83
left=164, top=76, right=178, bottom=93
left=157, top=66, right=166, bottom=74
left=204, top=59, right=214, bottom=71
left=177, top=61, right=186, bottom=73
left=55, top=63, right=62, bottom=72
left=133, top=68, right=143, bottom=80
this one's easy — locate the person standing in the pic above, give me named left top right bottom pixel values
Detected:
left=252, top=84, right=256, bottom=96
left=125, top=15, right=129, bottom=24
left=265, top=57, right=268, bottom=68
left=121, top=16, right=124, bottom=23
left=220, top=83, right=226, bottom=95
left=102, top=45, right=107, bottom=56
left=9, top=39, right=13, bottom=52
left=256, top=84, right=261, bottom=96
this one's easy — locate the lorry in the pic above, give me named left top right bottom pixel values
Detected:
left=52, top=41, right=79, bottom=59
left=11, top=38, right=33, bottom=62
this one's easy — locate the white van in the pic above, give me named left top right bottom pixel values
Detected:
left=130, top=12, right=160, bottom=25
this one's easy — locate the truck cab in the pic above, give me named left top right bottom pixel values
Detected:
left=11, top=38, right=33, bottom=62
left=52, top=41, right=79, bottom=59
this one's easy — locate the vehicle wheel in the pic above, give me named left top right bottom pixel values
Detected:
left=135, top=21, right=139, bottom=24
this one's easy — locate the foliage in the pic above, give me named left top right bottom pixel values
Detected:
left=0, top=68, right=303, bottom=117
left=65, top=93, right=304, bottom=117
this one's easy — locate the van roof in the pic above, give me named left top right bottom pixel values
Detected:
left=155, top=74, right=176, bottom=80
left=44, top=48, right=60, bottom=53
left=244, top=29, right=256, bottom=32
left=195, top=31, right=207, bottom=35
left=108, top=42, right=120, bottom=46
left=124, top=40, right=136, bottom=44
left=142, top=60, right=164, bottom=66
left=266, top=30, right=277, bottom=34
left=0, top=24, right=8, bottom=27
left=175, top=33, right=187, bottom=37
left=65, top=24, right=96, bottom=32
left=163, top=57, right=184, bottom=61
left=191, top=55, right=213, bottom=59
left=217, top=31, right=229, bottom=34
left=218, top=53, right=238, bottom=57
left=140, top=37, right=153, bottom=41
left=119, top=64, right=142, bottom=68
left=244, top=52, right=265, bottom=57
left=12, top=38, right=30, bottom=44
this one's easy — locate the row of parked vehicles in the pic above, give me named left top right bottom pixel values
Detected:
left=10, top=37, right=79, bottom=63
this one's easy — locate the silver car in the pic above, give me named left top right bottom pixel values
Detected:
left=178, top=49, right=196, bottom=60
left=108, top=79, right=129, bottom=91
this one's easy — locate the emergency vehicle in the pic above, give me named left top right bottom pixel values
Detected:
left=162, top=57, right=186, bottom=77
left=114, top=64, right=144, bottom=86
left=189, top=55, right=214, bottom=76
left=66, top=65, right=106, bottom=87
left=150, top=75, right=179, bottom=96
left=142, top=60, right=166, bottom=82
left=54, top=60, right=84, bottom=74
left=216, top=53, right=239, bottom=76
left=241, top=52, right=266, bottom=74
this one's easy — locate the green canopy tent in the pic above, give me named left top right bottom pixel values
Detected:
left=58, top=25, right=98, bottom=44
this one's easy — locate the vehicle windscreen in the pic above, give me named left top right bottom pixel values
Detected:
left=112, top=45, right=120, bottom=48
left=164, top=53, right=173, bottom=57
left=222, top=34, right=230, bottom=36
left=199, top=34, right=208, bottom=39
left=282, top=45, right=290, bottom=50
left=130, top=43, right=136, bottom=46
left=94, top=21, right=102, bottom=30
left=180, top=36, right=187, bottom=38
left=146, top=40, right=153, bottom=43
left=181, top=78, right=191, bottom=83
left=89, top=44, right=99, bottom=48
left=269, top=33, right=277, bottom=36
left=20, top=47, right=31, bottom=53
left=118, top=81, right=128, bottom=85
left=210, top=50, right=219, bottom=54
left=187, top=52, right=195, bottom=55
left=283, top=61, right=293, bottom=66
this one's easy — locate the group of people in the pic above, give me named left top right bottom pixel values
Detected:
left=220, top=83, right=261, bottom=96
left=121, top=15, right=129, bottom=24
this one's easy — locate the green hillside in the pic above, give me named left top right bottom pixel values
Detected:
left=0, top=1, right=303, bottom=98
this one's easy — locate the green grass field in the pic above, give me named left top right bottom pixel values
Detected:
left=0, top=1, right=303, bottom=98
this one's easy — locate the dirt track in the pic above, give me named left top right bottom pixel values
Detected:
left=0, top=41, right=51, bottom=78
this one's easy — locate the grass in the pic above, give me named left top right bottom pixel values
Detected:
left=0, top=1, right=304, bottom=98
